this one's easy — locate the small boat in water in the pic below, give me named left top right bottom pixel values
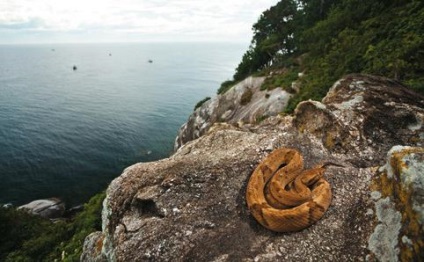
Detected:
left=148, top=59, right=153, bottom=63
left=73, top=65, right=77, bottom=71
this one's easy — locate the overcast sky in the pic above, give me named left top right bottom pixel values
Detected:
left=0, top=0, right=280, bottom=44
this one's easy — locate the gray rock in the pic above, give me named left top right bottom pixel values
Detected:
left=18, top=198, right=65, bottom=219
left=368, top=197, right=402, bottom=262
left=369, top=146, right=424, bottom=261
left=82, top=74, right=424, bottom=261
left=174, top=76, right=292, bottom=151
left=81, top=231, right=107, bottom=262
left=2, top=203, right=13, bottom=208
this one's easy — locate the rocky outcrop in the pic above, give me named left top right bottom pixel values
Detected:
left=369, top=146, right=424, bottom=261
left=174, top=76, right=292, bottom=150
left=81, top=232, right=106, bottom=262
left=82, top=74, right=424, bottom=261
left=18, top=198, right=65, bottom=219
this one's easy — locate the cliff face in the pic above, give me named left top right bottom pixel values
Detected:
left=82, top=74, right=424, bottom=261
left=174, top=76, right=292, bottom=150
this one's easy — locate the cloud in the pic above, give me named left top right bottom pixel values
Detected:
left=0, top=17, right=45, bottom=29
left=0, top=0, right=280, bottom=43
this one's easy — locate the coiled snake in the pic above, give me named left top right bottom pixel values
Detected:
left=246, top=148, right=332, bottom=232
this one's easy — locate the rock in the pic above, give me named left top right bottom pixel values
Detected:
left=82, top=74, right=424, bottom=261
left=18, top=198, right=65, bottom=219
left=81, top=231, right=107, bottom=262
left=294, top=74, right=424, bottom=166
left=174, top=76, right=292, bottom=151
left=2, top=203, right=13, bottom=208
left=369, top=146, right=424, bottom=261
left=63, top=204, right=85, bottom=218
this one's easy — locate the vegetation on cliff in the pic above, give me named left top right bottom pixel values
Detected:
left=0, top=192, right=105, bottom=261
left=194, top=97, right=211, bottom=110
left=226, top=0, right=424, bottom=112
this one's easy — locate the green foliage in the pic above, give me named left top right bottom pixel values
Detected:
left=406, top=77, right=424, bottom=94
left=284, top=70, right=337, bottom=113
left=217, top=80, right=237, bottom=95
left=256, top=115, right=270, bottom=123
left=261, top=68, right=299, bottom=92
left=297, top=0, right=337, bottom=28
left=240, top=89, right=253, bottom=105
left=0, top=192, right=105, bottom=262
left=194, top=97, right=211, bottom=111
left=0, top=208, right=52, bottom=261
left=57, top=192, right=105, bottom=261
left=225, top=0, right=424, bottom=113
left=361, top=1, right=424, bottom=80
left=233, top=0, right=298, bottom=81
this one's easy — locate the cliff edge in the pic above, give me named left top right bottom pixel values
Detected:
left=174, top=76, right=292, bottom=150
left=82, top=74, right=424, bottom=261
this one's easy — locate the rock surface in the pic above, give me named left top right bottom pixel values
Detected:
left=174, top=76, right=292, bottom=151
left=18, top=198, right=65, bottom=219
left=81, top=232, right=106, bottom=262
left=369, top=146, right=424, bottom=261
left=82, top=74, right=424, bottom=261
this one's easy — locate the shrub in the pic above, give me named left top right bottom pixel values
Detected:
left=194, top=97, right=211, bottom=111
left=217, top=80, right=237, bottom=95
left=261, top=68, right=299, bottom=92
left=240, top=89, right=253, bottom=105
left=256, top=115, right=269, bottom=123
left=0, top=191, right=106, bottom=261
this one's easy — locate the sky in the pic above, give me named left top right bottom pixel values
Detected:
left=0, top=0, right=280, bottom=44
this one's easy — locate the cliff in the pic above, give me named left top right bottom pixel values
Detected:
left=174, top=76, right=292, bottom=150
left=82, top=74, right=424, bottom=261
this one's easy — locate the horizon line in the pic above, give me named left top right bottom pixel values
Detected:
left=0, top=39, right=249, bottom=46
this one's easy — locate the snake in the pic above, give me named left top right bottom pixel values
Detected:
left=246, top=148, right=332, bottom=232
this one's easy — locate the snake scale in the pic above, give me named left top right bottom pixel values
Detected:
left=246, top=148, right=332, bottom=232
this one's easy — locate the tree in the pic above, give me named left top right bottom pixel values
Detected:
left=233, top=0, right=299, bottom=81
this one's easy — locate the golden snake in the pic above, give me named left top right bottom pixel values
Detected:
left=246, top=148, right=332, bottom=232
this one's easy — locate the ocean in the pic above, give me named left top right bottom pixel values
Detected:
left=0, top=42, right=246, bottom=207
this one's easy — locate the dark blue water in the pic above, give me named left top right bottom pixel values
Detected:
left=0, top=42, right=245, bottom=206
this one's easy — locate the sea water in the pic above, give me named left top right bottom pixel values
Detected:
left=0, top=42, right=246, bottom=206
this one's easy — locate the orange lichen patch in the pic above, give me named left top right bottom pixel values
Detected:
left=95, top=235, right=105, bottom=254
left=390, top=150, right=410, bottom=178
left=371, top=147, right=424, bottom=260
left=378, top=172, right=394, bottom=198
left=408, top=136, right=421, bottom=144
left=396, top=183, right=423, bottom=261
left=323, top=132, right=336, bottom=150
left=369, top=175, right=380, bottom=193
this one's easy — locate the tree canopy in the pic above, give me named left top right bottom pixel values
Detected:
left=230, top=0, right=424, bottom=111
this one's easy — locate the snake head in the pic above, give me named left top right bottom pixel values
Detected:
left=300, top=168, right=325, bottom=187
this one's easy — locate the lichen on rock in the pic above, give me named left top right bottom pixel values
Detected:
left=369, top=146, right=424, bottom=261
left=368, top=197, right=402, bottom=261
left=81, top=74, right=424, bottom=261
left=81, top=232, right=106, bottom=262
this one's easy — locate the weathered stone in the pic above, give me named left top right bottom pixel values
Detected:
left=18, top=198, right=65, bottom=219
left=369, top=146, right=424, bottom=261
left=82, top=74, right=424, bottom=261
left=174, top=76, right=292, bottom=150
left=81, top=231, right=107, bottom=262
left=368, top=197, right=402, bottom=261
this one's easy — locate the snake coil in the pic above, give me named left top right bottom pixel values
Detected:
left=246, top=148, right=332, bottom=232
